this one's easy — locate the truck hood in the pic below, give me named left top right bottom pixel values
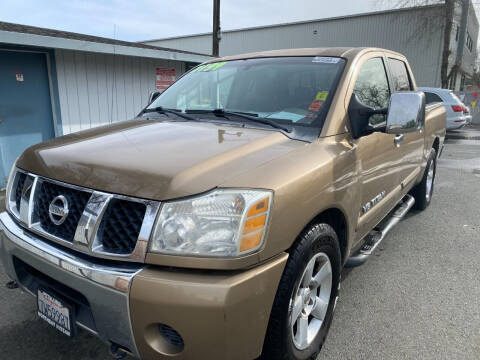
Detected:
left=17, top=120, right=303, bottom=200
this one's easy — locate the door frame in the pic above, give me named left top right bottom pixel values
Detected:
left=0, top=45, right=62, bottom=137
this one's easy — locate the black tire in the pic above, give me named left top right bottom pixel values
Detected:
left=261, top=223, right=341, bottom=360
left=410, top=148, right=437, bottom=211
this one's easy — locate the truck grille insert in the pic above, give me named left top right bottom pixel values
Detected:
left=14, top=172, right=27, bottom=211
left=97, top=198, right=147, bottom=254
left=34, top=181, right=91, bottom=242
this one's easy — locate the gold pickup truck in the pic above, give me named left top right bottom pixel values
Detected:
left=1, top=47, right=445, bottom=360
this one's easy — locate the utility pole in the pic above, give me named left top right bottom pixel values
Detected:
left=212, top=0, right=221, bottom=57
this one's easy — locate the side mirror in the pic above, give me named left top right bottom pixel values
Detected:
left=348, top=93, right=387, bottom=139
left=148, top=90, right=163, bottom=105
left=386, top=91, right=425, bottom=134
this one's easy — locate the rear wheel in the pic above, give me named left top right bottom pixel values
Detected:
left=262, top=223, right=341, bottom=360
left=411, top=148, right=437, bottom=211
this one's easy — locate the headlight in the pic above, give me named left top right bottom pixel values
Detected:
left=150, top=189, right=272, bottom=257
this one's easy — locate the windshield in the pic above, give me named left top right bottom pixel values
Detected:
left=147, top=57, right=346, bottom=139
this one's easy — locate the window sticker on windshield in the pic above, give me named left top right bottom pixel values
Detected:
left=203, top=63, right=219, bottom=71
left=308, top=100, right=323, bottom=112
left=209, top=61, right=227, bottom=70
left=191, top=64, right=206, bottom=73
left=312, top=57, right=340, bottom=64
left=315, top=91, right=329, bottom=101
left=191, top=62, right=227, bottom=73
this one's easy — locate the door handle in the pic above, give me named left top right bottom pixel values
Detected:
left=394, top=134, right=404, bottom=145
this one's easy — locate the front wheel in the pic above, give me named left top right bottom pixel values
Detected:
left=261, top=223, right=341, bottom=360
left=411, top=148, right=437, bottom=211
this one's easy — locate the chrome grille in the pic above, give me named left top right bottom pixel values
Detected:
left=5, top=169, right=160, bottom=262
left=34, top=181, right=91, bottom=242
left=96, top=198, right=147, bottom=254
left=14, top=172, right=27, bottom=211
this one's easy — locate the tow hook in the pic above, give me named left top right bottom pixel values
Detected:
left=109, top=343, right=127, bottom=359
left=5, top=280, right=18, bottom=289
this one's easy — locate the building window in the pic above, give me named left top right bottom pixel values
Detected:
left=460, top=74, right=466, bottom=91
left=466, top=32, right=473, bottom=52
left=449, top=72, right=457, bottom=90
left=455, top=24, right=460, bottom=42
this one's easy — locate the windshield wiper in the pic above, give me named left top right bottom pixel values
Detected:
left=142, top=106, right=197, bottom=121
left=185, top=108, right=292, bottom=133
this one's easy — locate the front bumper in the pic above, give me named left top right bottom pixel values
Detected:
left=0, top=211, right=288, bottom=359
left=0, top=211, right=143, bottom=356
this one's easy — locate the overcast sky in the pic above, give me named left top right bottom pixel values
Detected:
left=0, top=0, right=386, bottom=42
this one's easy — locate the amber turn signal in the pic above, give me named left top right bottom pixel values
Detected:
left=240, top=197, right=271, bottom=253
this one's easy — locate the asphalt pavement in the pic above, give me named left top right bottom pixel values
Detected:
left=0, top=134, right=479, bottom=360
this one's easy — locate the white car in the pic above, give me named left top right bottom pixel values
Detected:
left=458, top=94, right=473, bottom=124
left=463, top=105, right=473, bottom=124
left=419, top=87, right=467, bottom=130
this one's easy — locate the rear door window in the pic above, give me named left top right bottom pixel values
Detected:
left=424, top=92, right=443, bottom=105
left=387, top=58, right=412, bottom=91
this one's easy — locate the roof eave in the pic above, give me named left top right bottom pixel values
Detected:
left=0, top=30, right=213, bottom=63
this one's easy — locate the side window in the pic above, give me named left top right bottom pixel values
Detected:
left=354, top=57, right=390, bottom=126
left=388, top=58, right=412, bottom=91
left=424, top=92, right=443, bottom=105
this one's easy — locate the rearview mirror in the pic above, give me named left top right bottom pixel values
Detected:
left=386, top=92, right=425, bottom=134
left=148, top=90, right=163, bottom=105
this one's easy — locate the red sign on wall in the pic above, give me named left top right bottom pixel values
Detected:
left=156, top=68, right=176, bottom=90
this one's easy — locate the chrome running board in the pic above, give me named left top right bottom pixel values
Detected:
left=345, top=194, right=415, bottom=268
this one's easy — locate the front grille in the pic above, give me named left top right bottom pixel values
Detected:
left=96, top=198, right=146, bottom=254
left=15, top=172, right=27, bottom=211
left=34, top=181, right=91, bottom=242
left=9, top=169, right=159, bottom=262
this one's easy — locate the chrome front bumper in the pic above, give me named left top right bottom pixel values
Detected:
left=0, top=211, right=142, bottom=357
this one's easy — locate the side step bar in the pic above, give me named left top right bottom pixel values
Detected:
left=345, top=194, right=415, bottom=268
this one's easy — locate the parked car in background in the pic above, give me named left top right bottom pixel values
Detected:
left=463, top=105, right=472, bottom=124
left=458, top=94, right=473, bottom=124
left=419, top=87, right=467, bottom=130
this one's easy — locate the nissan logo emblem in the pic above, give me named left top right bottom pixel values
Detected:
left=48, top=195, right=69, bottom=225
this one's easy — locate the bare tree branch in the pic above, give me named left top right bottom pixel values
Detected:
left=377, top=0, right=463, bottom=88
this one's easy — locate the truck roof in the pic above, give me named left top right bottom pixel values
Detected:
left=204, top=47, right=405, bottom=63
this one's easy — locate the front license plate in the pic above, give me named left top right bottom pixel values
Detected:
left=37, top=288, right=74, bottom=337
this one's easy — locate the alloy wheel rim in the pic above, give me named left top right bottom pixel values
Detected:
left=290, top=252, right=332, bottom=350
left=426, top=159, right=435, bottom=201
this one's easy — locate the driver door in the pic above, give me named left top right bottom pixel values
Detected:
left=351, top=56, right=403, bottom=241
